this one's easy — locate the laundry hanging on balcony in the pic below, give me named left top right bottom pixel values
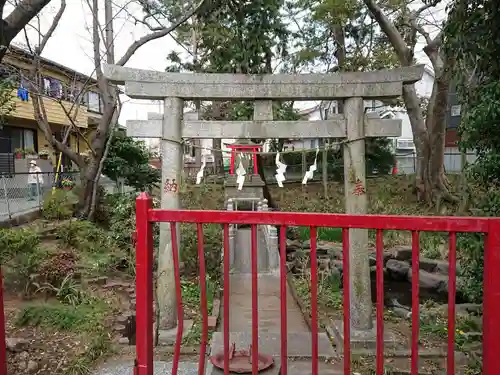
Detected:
left=17, top=86, right=29, bottom=101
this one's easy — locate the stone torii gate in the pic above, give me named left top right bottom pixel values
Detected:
left=104, top=65, right=424, bottom=339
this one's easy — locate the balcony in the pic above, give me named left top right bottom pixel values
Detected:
left=11, top=90, right=89, bottom=128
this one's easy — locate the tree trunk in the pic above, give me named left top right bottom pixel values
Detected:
left=212, top=138, right=223, bottom=175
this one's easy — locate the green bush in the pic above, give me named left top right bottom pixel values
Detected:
left=55, top=220, right=113, bottom=253
left=458, top=188, right=500, bottom=303
left=0, top=228, right=46, bottom=293
left=42, top=189, right=76, bottom=220
left=180, top=224, right=222, bottom=280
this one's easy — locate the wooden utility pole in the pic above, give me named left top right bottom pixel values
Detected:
left=104, top=0, right=115, bottom=64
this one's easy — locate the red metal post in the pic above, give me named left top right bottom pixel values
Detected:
left=375, top=230, right=384, bottom=375
left=342, top=228, right=351, bottom=375
left=196, top=224, right=208, bottom=375
left=250, top=224, right=259, bottom=375
left=170, top=223, right=184, bottom=375
left=230, top=148, right=235, bottom=175
left=0, top=267, right=6, bottom=375
left=309, top=227, right=318, bottom=375
left=483, top=219, right=500, bottom=375
left=411, top=231, right=420, bottom=375
left=447, top=232, right=457, bottom=375
left=279, top=226, right=288, bottom=375
left=135, top=193, right=154, bottom=375
left=223, top=224, right=230, bottom=375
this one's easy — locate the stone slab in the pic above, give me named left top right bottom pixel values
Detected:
left=93, top=360, right=202, bottom=375
left=328, top=320, right=398, bottom=351
left=183, top=118, right=401, bottom=139
left=224, top=175, right=265, bottom=187
left=286, top=360, right=343, bottom=375
left=125, top=80, right=411, bottom=100
left=157, top=320, right=194, bottom=346
left=211, top=332, right=335, bottom=359
left=127, top=116, right=400, bottom=140
left=104, top=64, right=425, bottom=85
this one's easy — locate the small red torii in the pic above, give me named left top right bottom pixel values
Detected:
left=225, top=139, right=262, bottom=176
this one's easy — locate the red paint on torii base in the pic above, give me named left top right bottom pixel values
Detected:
left=226, top=143, right=262, bottom=175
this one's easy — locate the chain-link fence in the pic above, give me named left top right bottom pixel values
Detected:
left=395, top=151, right=477, bottom=174
left=0, top=172, right=132, bottom=220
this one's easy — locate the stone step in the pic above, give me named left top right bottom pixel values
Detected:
left=227, top=293, right=300, bottom=310
left=210, top=332, right=335, bottom=359
left=221, top=308, right=309, bottom=332
left=209, top=358, right=343, bottom=375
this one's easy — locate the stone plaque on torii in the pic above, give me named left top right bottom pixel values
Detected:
left=104, top=64, right=424, bottom=340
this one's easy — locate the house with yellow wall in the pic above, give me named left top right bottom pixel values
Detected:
left=0, top=46, right=103, bottom=174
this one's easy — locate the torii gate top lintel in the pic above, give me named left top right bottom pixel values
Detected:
left=102, top=64, right=425, bottom=100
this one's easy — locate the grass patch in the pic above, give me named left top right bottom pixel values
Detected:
left=297, top=226, right=342, bottom=242
left=63, top=333, right=113, bottom=375
left=16, top=299, right=110, bottom=333
left=181, top=277, right=219, bottom=345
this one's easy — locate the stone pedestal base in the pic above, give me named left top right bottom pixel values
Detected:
left=224, top=175, right=265, bottom=202
left=328, top=320, right=397, bottom=351
left=156, top=319, right=194, bottom=346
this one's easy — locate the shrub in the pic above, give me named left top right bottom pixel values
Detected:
left=0, top=228, right=46, bottom=293
left=55, top=220, right=113, bottom=253
left=42, top=189, right=76, bottom=220
left=458, top=188, right=500, bottom=303
left=180, top=224, right=222, bottom=279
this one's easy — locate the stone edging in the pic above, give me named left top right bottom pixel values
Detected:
left=0, top=209, right=40, bottom=228
left=286, top=272, right=313, bottom=331
left=209, top=287, right=221, bottom=332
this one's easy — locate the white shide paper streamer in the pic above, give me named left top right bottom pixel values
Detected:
left=302, top=146, right=320, bottom=185
left=235, top=153, right=247, bottom=190
left=196, top=154, right=207, bottom=184
left=274, top=151, right=287, bottom=187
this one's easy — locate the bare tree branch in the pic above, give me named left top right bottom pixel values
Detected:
left=37, top=0, right=65, bottom=52
left=116, top=0, right=207, bottom=66
left=414, top=0, right=442, bottom=17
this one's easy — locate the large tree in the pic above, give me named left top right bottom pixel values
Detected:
left=362, top=0, right=456, bottom=205
left=26, top=0, right=211, bottom=219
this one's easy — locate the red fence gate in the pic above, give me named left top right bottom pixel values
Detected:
left=2, top=192, right=499, bottom=374
left=134, top=193, right=500, bottom=375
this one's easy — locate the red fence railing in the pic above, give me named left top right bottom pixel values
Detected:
left=0, top=268, right=6, bottom=375
left=134, top=192, right=500, bottom=375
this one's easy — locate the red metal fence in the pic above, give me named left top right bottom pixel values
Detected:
left=134, top=192, right=500, bottom=375
left=1, top=191, right=499, bottom=374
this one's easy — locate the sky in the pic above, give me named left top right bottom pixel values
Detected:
left=7, top=0, right=448, bottom=126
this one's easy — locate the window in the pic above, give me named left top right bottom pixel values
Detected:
left=396, top=139, right=415, bottom=150
left=310, top=139, right=316, bottom=149
left=88, top=91, right=101, bottom=112
left=451, top=105, right=461, bottom=117
left=43, top=77, right=63, bottom=98
left=0, top=126, right=38, bottom=154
